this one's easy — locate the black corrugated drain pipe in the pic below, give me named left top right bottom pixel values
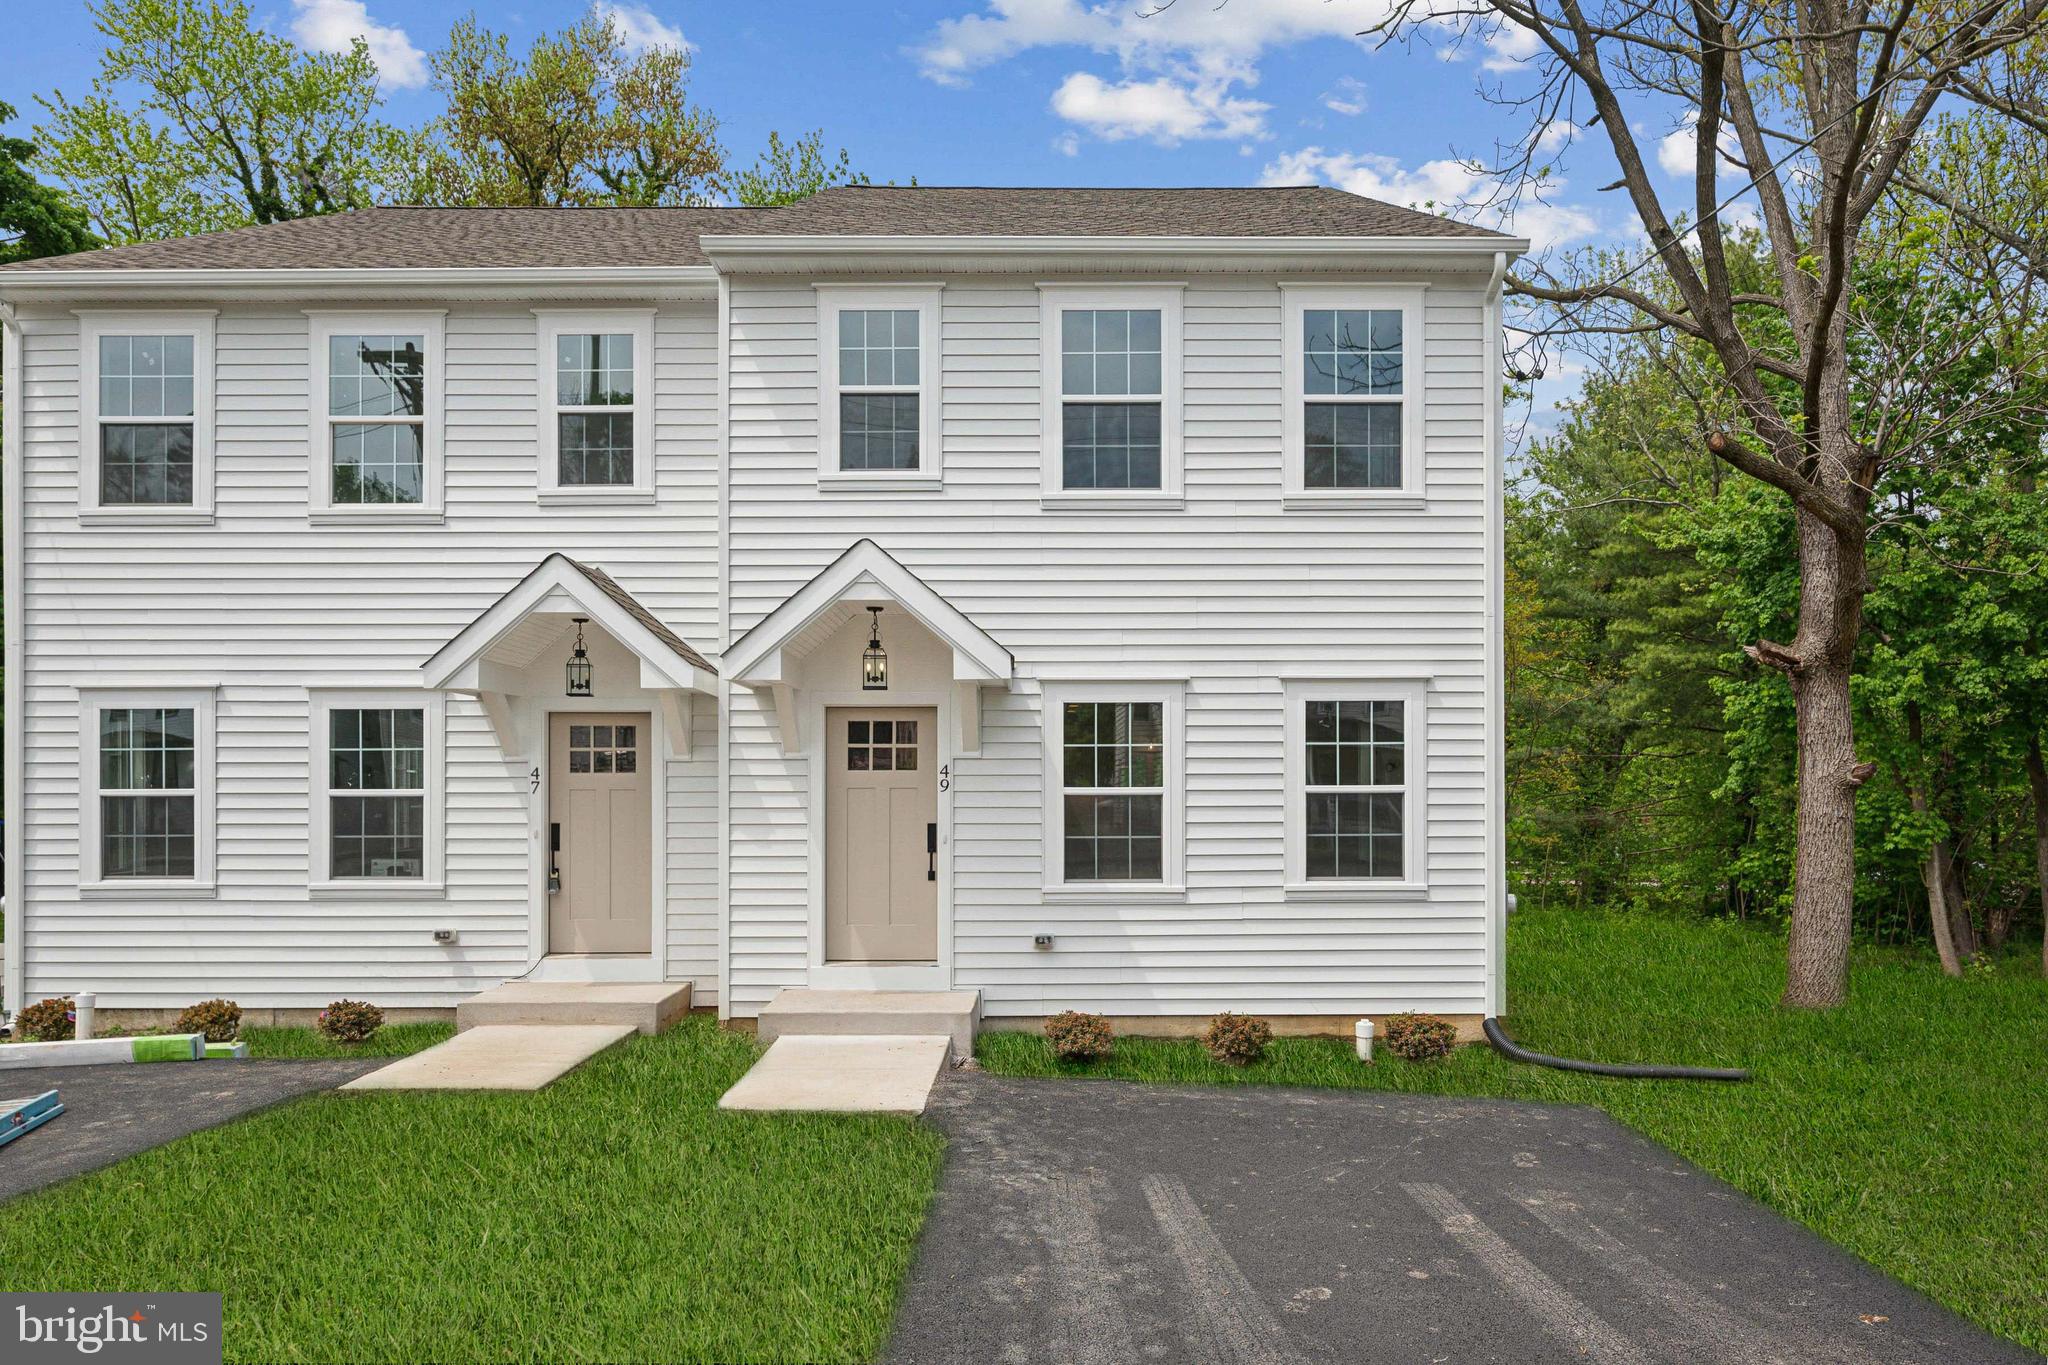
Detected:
left=1482, top=1017, right=1751, bottom=1082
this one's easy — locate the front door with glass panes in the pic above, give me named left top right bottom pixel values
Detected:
left=824, top=709, right=938, bottom=962
left=547, top=713, right=653, bottom=954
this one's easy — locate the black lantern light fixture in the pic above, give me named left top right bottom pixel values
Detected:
left=565, top=617, right=593, bottom=697
left=862, top=606, right=888, bottom=691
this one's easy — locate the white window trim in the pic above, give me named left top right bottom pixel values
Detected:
left=1279, top=283, right=1427, bottom=510
left=77, top=686, right=217, bottom=898
left=308, top=689, right=446, bottom=898
left=533, top=308, right=656, bottom=504
left=305, top=310, right=447, bottom=522
left=1283, top=677, right=1428, bottom=898
left=1038, top=283, right=1184, bottom=509
left=1040, top=680, right=1186, bottom=898
left=75, top=311, right=217, bottom=525
left=816, top=284, right=944, bottom=491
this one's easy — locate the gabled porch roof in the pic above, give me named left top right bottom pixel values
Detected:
left=722, top=539, right=1011, bottom=687
left=421, top=554, right=717, bottom=696
left=419, top=555, right=717, bottom=760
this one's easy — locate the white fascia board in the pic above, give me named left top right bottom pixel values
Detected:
left=0, top=265, right=721, bottom=306
left=699, top=233, right=1529, bottom=254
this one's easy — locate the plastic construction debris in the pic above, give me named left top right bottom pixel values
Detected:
left=0, top=1090, right=63, bottom=1148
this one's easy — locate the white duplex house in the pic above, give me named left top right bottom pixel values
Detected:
left=0, top=186, right=1524, bottom=1036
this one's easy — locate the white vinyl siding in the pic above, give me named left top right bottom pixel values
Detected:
left=11, top=301, right=721, bottom=1009
left=726, top=270, right=1496, bottom=1021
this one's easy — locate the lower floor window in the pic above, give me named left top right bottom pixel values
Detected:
left=1302, top=697, right=1408, bottom=880
left=328, top=707, right=426, bottom=878
left=1304, top=402, right=1401, bottom=489
left=100, top=424, right=195, bottom=505
left=98, top=706, right=196, bottom=878
left=333, top=422, right=425, bottom=504
left=558, top=413, right=634, bottom=486
left=1061, top=402, right=1161, bottom=489
left=840, top=394, right=920, bottom=470
left=1060, top=700, right=1164, bottom=881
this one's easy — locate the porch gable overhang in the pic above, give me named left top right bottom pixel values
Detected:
left=721, top=539, right=1013, bottom=755
left=420, top=554, right=718, bottom=758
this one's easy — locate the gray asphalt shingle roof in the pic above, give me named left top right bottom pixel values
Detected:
left=0, top=186, right=1508, bottom=274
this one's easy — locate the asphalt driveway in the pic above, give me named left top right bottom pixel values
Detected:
left=0, top=1058, right=380, bottom=1203
left=889, top=1071, right=2032, bottom=1365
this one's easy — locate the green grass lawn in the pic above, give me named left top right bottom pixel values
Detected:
left=980, top=909, right=2048, bottom=1356
left=0, top=1018, right=944, bottom=1364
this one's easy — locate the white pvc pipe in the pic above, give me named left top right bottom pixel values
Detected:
left=1354, top=1017, right=1374, bottom=1062
left=72, top=992, right=95, bottom=1040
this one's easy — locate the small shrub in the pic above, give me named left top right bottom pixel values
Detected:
left=1382, top=1012, right=1457, bottom=1062
left=177, top=998, right=243, bottom=1043
left=1044, top=1010, right=1114, bottom=1062
left=1203, top=1012, right=1273, bottom=1066
left=16, top=997, right=75, bottom=1042
left=317, top=999, right=384, bottom=1044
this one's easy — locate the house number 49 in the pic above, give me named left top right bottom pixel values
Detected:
left=938, top=765, right=950, bottom=793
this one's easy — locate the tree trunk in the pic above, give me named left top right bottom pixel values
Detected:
left=1780, top=512, right=1867, bottom=1009
left=1898, top=705, right=1964, bottom=977
left=2028, top=732, right=2048, bottom=978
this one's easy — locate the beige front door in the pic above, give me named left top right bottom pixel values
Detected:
left=825, top=708, right=938, bottom=962
left=548, top=712, right=653, bottom=954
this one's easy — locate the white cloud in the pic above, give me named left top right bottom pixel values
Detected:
left=1320, top=76, right=1368, bottom=117
left=290, top=0, right=428, bottom=88
left=1050, top=71, right=1269, bottom=144
left=915, top=0, right=1378, bottom=87
left=1656, top=109, right=1742, bottom=178
left=601, top=3, right=690, bottom=56
left=1261, top=146, right=1600, bottom=250
left=1535, top=119, right=1578, bottom=153
left=1480, top=23, right=1542, bottom=72
left=1053, top=130, right=1081, bottom=157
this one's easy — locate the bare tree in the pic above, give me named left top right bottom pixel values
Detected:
left=1363, top=0, right=2048, bottom=1005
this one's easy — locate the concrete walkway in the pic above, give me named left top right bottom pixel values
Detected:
left=886, top=1072, right=2031, bottom=1364
left=342, top=1023, right=634, bottom=1092
left=718, top=1034, right=951, bottom=1114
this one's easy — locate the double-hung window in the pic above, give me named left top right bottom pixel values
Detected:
left=308, top=312, right=444, bottom=517
left=1039, top=286, right=1182, bottom=504
left=311, top=692, right=444, bottom=893
left=1281, top=286, right=1424, bottom=506
left=1284, top=679, right=1426, bottom=892
left=79, top=689, right=215, bottom=894
left=536, top=310, right=655, bottom=499
left=77, top=312, right=215, bottom=520
left=817, top=286, right=942, bottom=486
left=1042, top=682, right=1185, bottom=893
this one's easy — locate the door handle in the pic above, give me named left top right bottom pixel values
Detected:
left=548, top=822, right=562, bottom=894
left=927, top=823, right=937, bottom=881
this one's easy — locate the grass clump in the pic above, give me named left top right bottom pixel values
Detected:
left=979, top=908, right=2048, bottom=1356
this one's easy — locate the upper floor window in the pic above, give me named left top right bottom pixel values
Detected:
left=1038, top=285, right=1182, bottom=506
left=536, top=310, right=654, bottom=501
left=1281, top=286, right=1425, bottom=508
left=77, top=311, right=215, bottom=522
left=307, top=311, right=444, bottom=519
left=816, top=285, right=942, bottom=489
left=79, top=688, right=216, bottom=894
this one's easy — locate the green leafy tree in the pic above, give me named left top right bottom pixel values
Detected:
left=33, top=0, right=419, bottom=243
left=425, top=10, right=723, bottom=207
left=0, top=101, right=96, bottom=264
left=730, top=130, right=874, bottom=207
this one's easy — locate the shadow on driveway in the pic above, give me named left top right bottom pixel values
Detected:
left=0, top=1058, right=381, bottom=1203
left=888, top=1071, right=2031, bottom=1364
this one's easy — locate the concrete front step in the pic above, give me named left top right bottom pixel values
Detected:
left=718, top=1035, right=952, bottom=1115
left=456, top=980, right=692, bottom=1036
left=756, top=988, right=980, bottom=1062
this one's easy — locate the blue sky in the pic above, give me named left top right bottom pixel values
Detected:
left=8, top=1, right=1724, bottom=438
